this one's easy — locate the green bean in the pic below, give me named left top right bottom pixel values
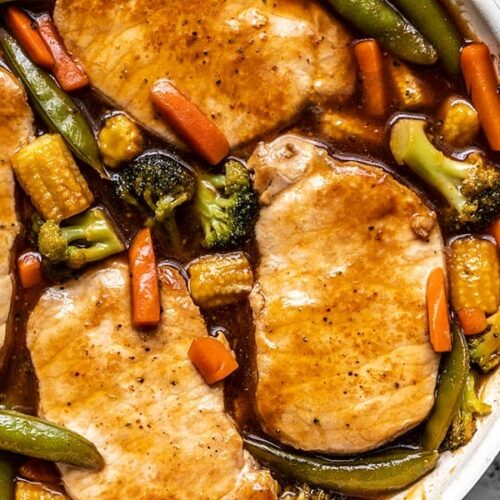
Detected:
left=244, top=435, right=439, bottom=496
left=0, top=453, right=17, bottom=500
left=422, top=323, right=469, bottom=451
left=325, top=0, right=437, bottom=65
left=390, top=0, right=463, bottom=75
left=0, top=409, right=103, bottom=470
left=0, top=29, right=106, bottom=177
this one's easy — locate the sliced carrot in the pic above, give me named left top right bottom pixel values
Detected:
left=457, top=308, right=488, bottom=335
left=18, top=252, right=42, bottom=289
left=129, top=228, right=160, bottom=328
left=5, top=7, right=54, bottom=69
left=150, top=79, right=229, bottom=165
left=354, top=39, right=386, bottom=117
left=37, top=14, right=89, bottom=92
left=461, top=43, right=500, bottom=151
left=491, top=219, right=500, bottom=247
left=427, top=268, right=452, bottom=352
left=19, top=458, right=60, bottom=483
left=188, top=336, right=238, bottom=385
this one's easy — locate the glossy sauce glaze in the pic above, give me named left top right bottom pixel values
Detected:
left=1, top=0, right=499, bottom=496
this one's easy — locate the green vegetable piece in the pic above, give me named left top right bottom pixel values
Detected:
left=0, top=453, right=16, bottom=500
left=38, top=207, right=125, bottom=270
left=244, top=435, right=439, bottom=496
left=443, top=371, right=491, bottom=450
left=469, top=309, right=500, bottom=373
left=195, top=159, right=258, bottom=249
left=0, top=409, right=103, bottom=470
left=114, top=151, right=195, bottom=250
left=390, top=117, right=500, bottom=232
left=325, top=0, right=437, bottom=65
left=390, top=0, right=463, bottom=75
left=0, top=29, right=105, bottom=177
left=422, top=324, right=469, bottom=451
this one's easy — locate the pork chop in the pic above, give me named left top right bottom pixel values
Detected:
left=247, top=135, right=444, bottom=454
left=0, top=67, right=33, bottom=357
left=54, top=0, right=355, bottom=148
left=27, top=260, right=277, bottom=499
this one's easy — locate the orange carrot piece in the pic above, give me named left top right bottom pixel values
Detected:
left=457, top=308, right=488, bottom=335
left=150, top=79, right=229, bottom=165
left=129, top=228, right=160, bottom=328
left=491, top=219, right=500, bottom=247
left=19, top=458, right=60, bottom=483
left=461, top=43, right=500, bottom=151
left=427, top=268, right=452, bottom=352
left=188, top=336, right=238, bottom=385
left=5, top=7, right=54, bottom=69
left=37, top=14, right=89, bottom=92
left=354, top=39, right=386, bottom=117
left=18, top=252, right=42, bottom=289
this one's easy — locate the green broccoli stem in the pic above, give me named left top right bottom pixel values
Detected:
left=444, top=371, right=491, bottom=450
left=390, top=119, right=472, bottom=211
left=469, top=309, right=500, bottom=373
left=62, top=208, right=124, bottom=269
left=197, top=178, right=231, bottom=243
left=154, top=193, right=190, bottom=223
left=163, top=215, right=183, bottom=254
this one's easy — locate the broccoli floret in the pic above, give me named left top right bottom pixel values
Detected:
left=390, top=118, right=500, bottom=231
left=195, top=159, right=258, bottom=249
left=280, top=483, right=335, bottom=499
left=443, top=371, right=491, bottom=450
left=114, top=152, right=195, bottom=247
left=38, top=208, right=124, bottom=269
left=469, top=309, right=500, bottom=373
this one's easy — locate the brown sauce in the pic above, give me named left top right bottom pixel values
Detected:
left=2, top=0, right=500, bottom=497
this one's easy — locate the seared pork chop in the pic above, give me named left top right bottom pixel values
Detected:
left=27, top=260, right=277, bottom=499
left=0, top=68, right=33, bottom=356
left=247, top=135, right=443, bottom=454
left=54, top=0, right=355, bottom=148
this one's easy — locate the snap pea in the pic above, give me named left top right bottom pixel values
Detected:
left=0, top=453, right=17, bottom=500
left=244, top=435, right=439, bottom=496
left=325, top=0, right=437, bottom=65
left=0, top=29, right=105, bottom=177
left=422, top=323, right=469, bottom=451
left=0, top=409, right=104, bottom=470
left=390, top=0, right=463, bottom=75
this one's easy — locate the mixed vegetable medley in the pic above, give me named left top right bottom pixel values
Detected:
left=0, top=0, right=499, bottom=498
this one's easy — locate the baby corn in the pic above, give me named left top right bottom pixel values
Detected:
left=439, top=97, right=480, bottom=148
left=16, top=481, right=68, bottom=500
left=188, top=252, right=254, bottom=308
left=449, top=237, right=500, bottom=314
left=388, top=58, right=434, bottom=109
left=320, top=111, right=383, bottom=146
left=11, top=134, right=93, bottom=222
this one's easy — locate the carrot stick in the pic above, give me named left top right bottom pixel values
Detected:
left=17, top=252, right=42, bottom=289
left=150, top=79, right=229, bottom=165
left=461, top=43, right=500, bottom=151
left=37, top=14, right=89, bottom=92
left=354, top=39, right=386, bottom=117
left=457, top=308, right=488, bottom=335
left=188, top=336, right=238, bottom=385
left=5, top=7, right=54, bottom=69
left=19, top=458, right=59, bottom=483
left=427, top=268, right=452, bottom=352
left=129, top=228, right=160, bottom=328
